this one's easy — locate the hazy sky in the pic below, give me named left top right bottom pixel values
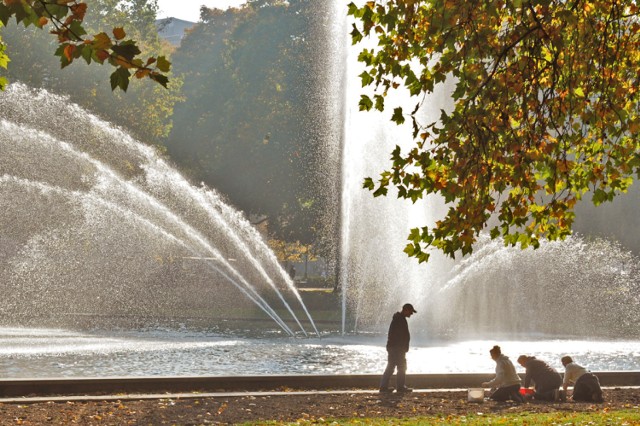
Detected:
left=157, top=0, right=246, bottom=22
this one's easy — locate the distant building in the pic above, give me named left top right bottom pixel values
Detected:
left=156, top=17, right=196, bottom=46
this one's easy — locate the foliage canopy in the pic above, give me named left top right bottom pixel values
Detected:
left=0, top=0, right=170, bottom=91
left=167, top=0, right=331, bottom=248
left=1, top=0, right=181, bottom=143
left=349, top=0, right=640, bottom=262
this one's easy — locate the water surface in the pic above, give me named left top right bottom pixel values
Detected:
left=1, top=327, right=638, bottom=378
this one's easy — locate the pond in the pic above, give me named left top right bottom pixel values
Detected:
left=1, top=327, right=638, bottom=378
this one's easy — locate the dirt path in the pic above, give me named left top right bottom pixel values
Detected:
left=1, top=388, right=638, bottom=425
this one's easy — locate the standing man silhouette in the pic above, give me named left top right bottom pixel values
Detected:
left=379, top=303, right=416, bottom=393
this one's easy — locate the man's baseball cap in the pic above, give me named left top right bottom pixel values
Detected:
left=403, top=303, right=417, bottom=313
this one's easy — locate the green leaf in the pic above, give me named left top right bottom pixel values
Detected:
left=391, top=107, right=404, bottom=124
left=359, top=71, right=373, bottom=87
left=404, top=243, right=416, bottom=257
left=350, top=24, right=363, bottom=44
left=81, top=45, right=93, bottom=64
left=373, top=186, right=388, bottom=197
left=110, top=66, right=131, bottom=92
left=13, top=3, right=29, bottom=25
left=46, top=4, right=68, bottom=20
left=404, top=70, right=417, bottom=85
left=357, top=49, right=373, bottom=66
left=149, top=73, right=169, bottom=89
left=359, top=95, right=373, bottom=111
left=111, top=42, right=141, bottom=61
left=0, top=49, right=9, bottom=69
left=0, top=4, right=10, bottom=26
left=347, top=2, right=359, bottom=16
left=490, top=227, right=500, bottom=239
left=408, top=228, right=421, bottom=243
left=452, top=81, right=467, bottom=100
left=156, top=55, right=171, bottom=73
left=592, top=189, right=608, bottom=205
left=68, top=20, right=87, bottom=39
left=417, top=251, right=430, bottom=263
left=363, top=177, right=375, bottom=190
left=374, top=94, right=384, bottom=111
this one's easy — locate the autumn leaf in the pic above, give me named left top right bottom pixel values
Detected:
left=70, top=2, right=87, bottom=20
left=352, top=0, right=640, bottom=261
left=92, top=32, right=112, bottom=50
left=135, top=68, right=150, bottom=79
left=63, top=44, right=75, bottom=61
left=0, top=0, right=170, bottom=91
left=113, top=27, right=126, bottom=41
left=95, top=49, right=110, bottom=62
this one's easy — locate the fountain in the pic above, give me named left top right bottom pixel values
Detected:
left=0, top=2, right=638, bottom=379
left=0, top=83, right=317, bottom=337
left=336, top=1, right=640, bottom=343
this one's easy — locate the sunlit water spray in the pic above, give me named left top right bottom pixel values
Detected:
left=334, top=1, right=640, bottom=340
left=0, top=83, right=317, bottom=336
left=1, top=6, right=639, bottom=376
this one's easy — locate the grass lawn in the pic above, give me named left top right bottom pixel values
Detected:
left=250, top=409, right=640, bottom=425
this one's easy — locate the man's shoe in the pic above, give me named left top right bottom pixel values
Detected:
left=397, top=386, right=413, bottom=393
left=379, top=387, right=394, bottom=393
left=512, top=392, right=525, bottom=403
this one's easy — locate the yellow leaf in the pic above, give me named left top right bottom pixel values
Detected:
left=92, top=32, right=112, bottom=50
left=574, top=87, right=585, bottom=97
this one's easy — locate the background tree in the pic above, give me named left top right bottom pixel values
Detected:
left=167, top=0, right=328, bottom=248
left=1, top=0, right=182, bottom=143
left=350, top=0, right=640, bottom=262
left=0, top=0, right=169, bottom=91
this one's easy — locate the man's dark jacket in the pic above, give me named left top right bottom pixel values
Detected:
left=386, top=312, right=410, bottom=352
left=523, top=357, right=562, bottom=391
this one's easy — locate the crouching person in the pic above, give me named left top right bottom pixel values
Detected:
left=518, top=355, right=563, bottom=401
left=561, top=356, right=604, bottom=403
left=481, top=345, right=525, bottom=402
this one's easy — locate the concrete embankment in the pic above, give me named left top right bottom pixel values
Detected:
left=1, top=372, right=639, bottom=398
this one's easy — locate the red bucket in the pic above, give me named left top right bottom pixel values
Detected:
left=519, top=388, right=534, bottom=396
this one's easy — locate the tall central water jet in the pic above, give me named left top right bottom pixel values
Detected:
left=334, top=1, right=640, bottom=340
left=335, top=0, right=456, bottom=335
left=0, top=83, right=318, bottom=336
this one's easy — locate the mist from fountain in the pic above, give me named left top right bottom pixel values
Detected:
left=427, top=235, right=640, bottom=340
left=0, top=83, right=317, bottom=336
left=335, top=2, right=640, bottom=340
